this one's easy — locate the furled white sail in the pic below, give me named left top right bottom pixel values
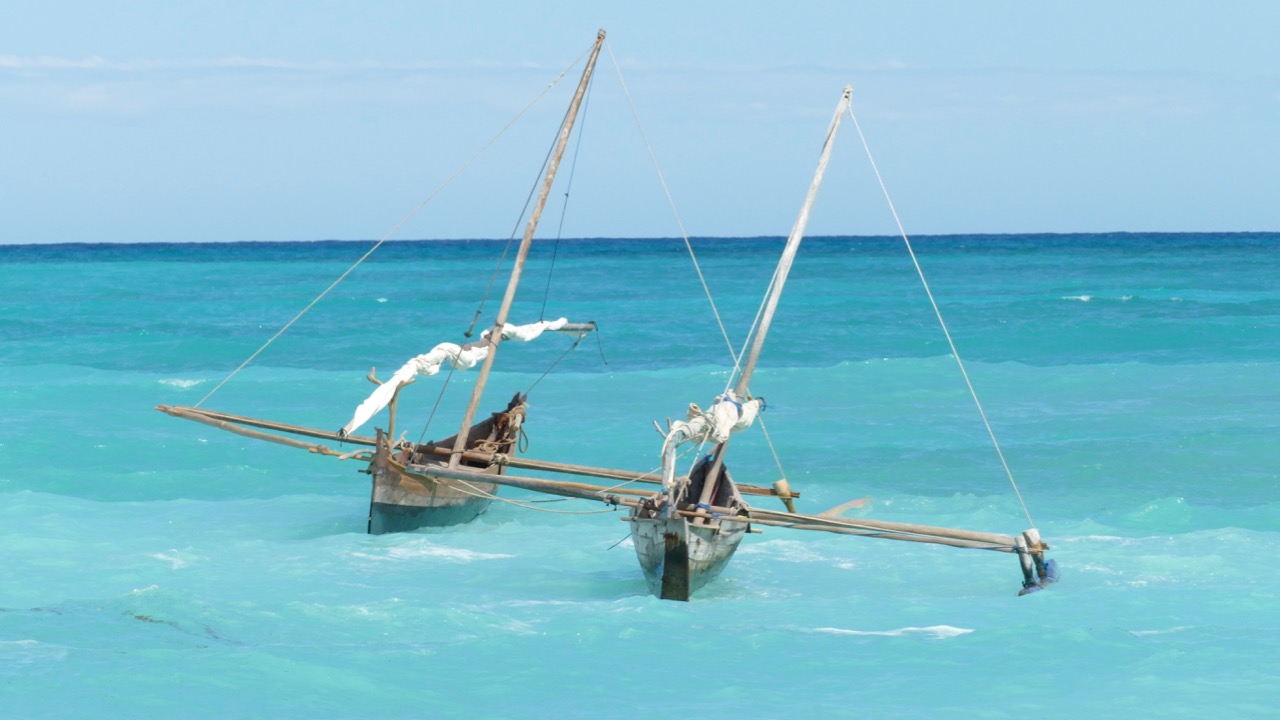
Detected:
left=340, top=317, right=571, bottom=437
left=659, top=390, right=764, bottom=491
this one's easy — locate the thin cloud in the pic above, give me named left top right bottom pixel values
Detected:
left=1, top=52, right=918, bottom=77
left=0, top=53, right=520, bottom=74
left=0, top=54, right=112, bottom=70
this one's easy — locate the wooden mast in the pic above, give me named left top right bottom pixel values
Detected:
left=693, top=85, right=853, bottom=511
left=448, top=29, right=606, bottom=468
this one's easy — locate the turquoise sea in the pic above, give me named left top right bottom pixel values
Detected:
left=2, top=233, right=1278, bottom=718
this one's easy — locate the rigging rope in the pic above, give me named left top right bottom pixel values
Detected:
left=418, top=41, right=603, bottom=443
left=414, top=360, right=459, bottom=446
left=540, top=72, right=594, bottom=320
left=605, top=40, right=791, bottom=488
left=605, top=42, right=736, bottom=363
left=194, top=49, right=586, bottom=409
left=846, top=103, right=1037, bottom=530
left=524, top=334, right=587, bottom=395
left=463, top=104, right=563, bottom=343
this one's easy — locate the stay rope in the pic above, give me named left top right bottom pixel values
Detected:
left=605, top=42, right=737, bottom=363
left=194, top=52, right=585, bottom=409
left=605, top=41, right=791, bottom=487
left=418, top=41, right=600, bottom=443
left=417, top=106, right=574, bottom=445
left=540, top=71, right=594, bottom=320
left=524, top=333, right=588, bottom=395
left=847, top=103, right=1037, bottom=529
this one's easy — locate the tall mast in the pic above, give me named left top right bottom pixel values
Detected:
left=735, top=85, right=851, bottom=396
left=694, top=85, right=852, bottom=509
left=450, top=29, right=606, bottom=466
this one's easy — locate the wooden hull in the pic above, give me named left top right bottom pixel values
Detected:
left=368, top=459, right=498, bottom=534
left=366, top=394, right=525, bottom=535
left=629, top=455, right=749, bottom=600
left=630, top=514, right=746, bottom=601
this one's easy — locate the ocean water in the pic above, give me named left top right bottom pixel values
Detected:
left=2, top=233, right=1278, bottom=718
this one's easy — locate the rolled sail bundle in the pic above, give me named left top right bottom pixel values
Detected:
left=340, top=317, right=590, bottom=437
left=660, top=390, right=764, bottom=491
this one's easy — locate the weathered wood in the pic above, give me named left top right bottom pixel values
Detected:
left=416, top=445, right=795, bottom=498
left=745, top=520, right=1014, bottom=552
left=159, top=404, right=796, bottom=499
left=156, top=405, right=369, bottom=458
left=157, top=405, right=377, bottom=447
left=553, top=322, right=598, bottom=335
left=369, top=427, right=498, bottom=533
left=747, top=506, right=1017, bottom=548
left=410, top=463, right=653, bottom=503
left=160, top=406, right=1018, bottom=552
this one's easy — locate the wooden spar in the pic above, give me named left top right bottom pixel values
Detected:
left=157, top=404, right=791, bottom=496
left=413, top=464, right=745, bottom=525
left=422, top=463, right=1020, bottom=552
left=366, top=369, right=414, bottom=442
left=414, top=445, right=794, bottom=498
left=162, top=404, right=1018, bottom=552
left=695, top=85, right=854, bottom=512
left=155, top=405, right=370, bottom=458
left=746, top=506, right=1019, bottom=548
left=735, top=85, right=853, bottom=397
left=548, top=322, right=599, bottom=335
left=163, top=399, right=1019, bottom=552
left=412, top=463, right=655, bottom=503
left=157, top=405, right=378, bottom=446
left=449, top=30, right=607, bottom=468
left=156, top=403, right=796, bottom=496
left=739, top=520, right=1018, bottom=552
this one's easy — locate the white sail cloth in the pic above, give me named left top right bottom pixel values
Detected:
left=340, top=317, right=571, bottom=437
left=660, top=390, right=764, bottom=491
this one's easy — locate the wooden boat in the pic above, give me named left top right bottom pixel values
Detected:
left=625, top=86, right=849, bottom=600
left=160, top=30, right=608, bottom=534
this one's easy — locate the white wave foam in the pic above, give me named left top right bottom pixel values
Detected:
left=502, top=599, right=583, bottom=609
left=738, top=539, right=830, bottom=563
left=1063, top=294, right=1138, bottom=303
left=811, top=625, right=974, bottom=640
left=159, top=378, right=204, bottom=389
left=347, top=544, right=513, bottom=563
left=1, top=640, right=68, bottom=664
left=1127, top=626, right=1191, bottom=637
left=150, top=550, right=191, bottom=570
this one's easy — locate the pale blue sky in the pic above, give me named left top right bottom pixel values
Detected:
left=4, top=1, right=1278, bottom=243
